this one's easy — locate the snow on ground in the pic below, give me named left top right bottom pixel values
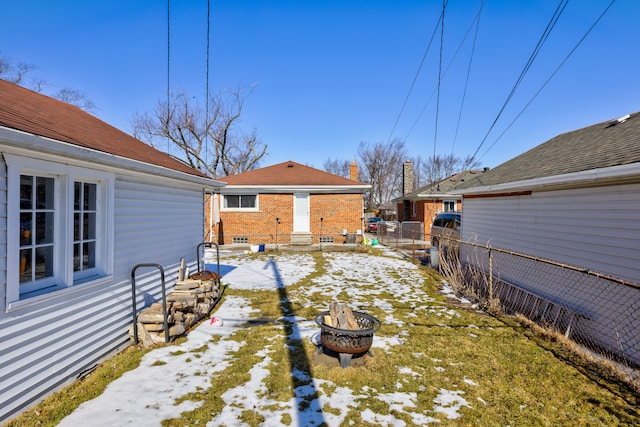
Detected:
left=58, top=248, right=477, bottom=426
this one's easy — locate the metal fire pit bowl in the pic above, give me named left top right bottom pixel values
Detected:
left=315, top=310, right=381, bottom=367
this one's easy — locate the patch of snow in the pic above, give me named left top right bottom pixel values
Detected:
left=433, top=388, right=471, bottom=419
left=57, top=250, right=482, bottom=426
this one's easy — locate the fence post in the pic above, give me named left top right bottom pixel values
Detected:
left=412, top=231, right=415, bottom=258
left=488, top=245, right=493, bottom=303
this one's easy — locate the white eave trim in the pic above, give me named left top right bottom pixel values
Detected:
left=220, top=184, right=371, bottom=193
left=0, top=126, right=226, bottom=189
left=416, top=192, right=462, bottom=199
left=457, top=162, right=640, bottom=195
left=391, top=192, right=462, bottom=203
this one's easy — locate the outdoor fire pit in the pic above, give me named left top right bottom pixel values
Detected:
left=315, top=310, right=381, bottom=368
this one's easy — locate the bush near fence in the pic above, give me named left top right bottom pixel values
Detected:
left=437, top=237, right=640, bottom=370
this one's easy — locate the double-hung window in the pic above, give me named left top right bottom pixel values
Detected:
left=7, top=154, right=114, bottom=308
left=73, top=181, right=98, bottom=278
left=443, top=200, right=456, bottom=212
left=19, top=175, right=56, bottom=290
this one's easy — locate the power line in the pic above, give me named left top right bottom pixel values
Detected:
left=386, top=1, right=448, bottom=144
left=166, top=0, right=171, bottom=154
left=205, top=0, right=210, bottom=167
left=452, top=0, right=486, bottom=155
left=433, top=0, right=446, bottom=159
left=469, top=0, right=570, bottom=161
left=477, top=0, right=617, bottom=162
left=402, top=3, right=485, bottom=142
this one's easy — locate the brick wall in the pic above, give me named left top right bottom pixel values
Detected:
left=205, top=192, right=363, bottom=245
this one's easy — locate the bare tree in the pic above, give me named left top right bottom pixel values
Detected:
left=55, top=86, right=97, bottom=113
left=419, top=153, right=481, bottom=185
left=323, top=158, right=352, bottom=178
left=1, top=52, right=96, bottom=112
left=131, top=86, right=266, bottom=178
left=0, top=54, right=35, bottom=85
left=357, top=138, right=406, bottom=209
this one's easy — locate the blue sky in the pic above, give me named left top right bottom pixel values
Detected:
left=2, top=1, right=638, bottom=171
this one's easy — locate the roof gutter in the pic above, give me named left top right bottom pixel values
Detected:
left=456, top=162, right=640, bottom=195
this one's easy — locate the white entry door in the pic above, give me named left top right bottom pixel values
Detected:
left=293, top=193, right=310, bottom=232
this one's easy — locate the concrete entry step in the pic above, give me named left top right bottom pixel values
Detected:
left=290, top=232, right=313, bottom=246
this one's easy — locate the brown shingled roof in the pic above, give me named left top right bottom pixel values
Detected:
left=0, top=79, right=209, bottom=178
left=219, top=160, right=368, bottom=187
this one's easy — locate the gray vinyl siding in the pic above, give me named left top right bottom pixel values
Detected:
left=461, top=183, right=640, bottom=284
left=460, top=182, right=640, bottom=365
left=114, top=176, right=204, bottom=279
left=0, top=171, right=206, bottom=422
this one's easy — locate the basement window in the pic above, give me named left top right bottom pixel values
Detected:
left=232, top=237, right=249, bottom=244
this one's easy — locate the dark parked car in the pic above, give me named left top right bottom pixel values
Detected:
left=366, top=217, right=383, bottom=232
left=430, top=212, right=460, bottom=246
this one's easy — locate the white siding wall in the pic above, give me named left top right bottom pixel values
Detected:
left=0, top=157, right=6, bottom=308
left=0, top=172, right=205, bottom=422
left=461, top=183, right=640, bottom=284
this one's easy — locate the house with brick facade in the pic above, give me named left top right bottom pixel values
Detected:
left=392, top=169, right=484, bottom=235
left=207, top=160, right=370, bottom=246
left=0, top=80, right=223, bottom=422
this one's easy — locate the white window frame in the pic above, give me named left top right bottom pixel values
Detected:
left=443, top=200, right=456, bottom=212
left=412, top=201, right=417, bottom=217
left=221, top=193, right=259, bottom=211
left=6, top=154, right=114, bottom=308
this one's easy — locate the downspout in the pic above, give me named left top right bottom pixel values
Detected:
left=209, top=192, right=214, bottom=240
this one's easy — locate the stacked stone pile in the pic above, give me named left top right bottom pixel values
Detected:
left=130, top=266, right=222, bottom=347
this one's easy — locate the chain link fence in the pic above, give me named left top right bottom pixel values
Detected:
left=437, top=238, right=640, bottom=369
left=376, top=221, right=429, bottom=258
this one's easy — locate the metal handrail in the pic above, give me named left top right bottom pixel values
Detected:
left=196, top=241, right=220, bottom=276
left=130, top=263, right=169, bottom=345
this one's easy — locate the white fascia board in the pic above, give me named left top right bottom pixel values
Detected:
left=457, top=162, right=640, bottom=195
left=220, top=184, right=371, bottom=193
left=0, top=126, right=226, bottom=189
left=415, top=192, right=461, bottom=199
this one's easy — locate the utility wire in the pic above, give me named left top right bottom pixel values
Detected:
left=402, top=3, right=485, bottom=142
left=386, top=1, right=448, bottom=144
left=469, top=0, right=570, bottom=161
left=205, top=0, right=210, bottom=167
left=433, top=0, right=446, bottom=158
left=452, top=0, right=486, bottom=155
left=477, top=0, right=617, bottom=162
left=166, top=0, right=171, bottom=154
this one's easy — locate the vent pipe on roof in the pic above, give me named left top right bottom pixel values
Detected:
left=617, top=114, right=631, bottom=123
left=605, top=113, right=631, bottom=128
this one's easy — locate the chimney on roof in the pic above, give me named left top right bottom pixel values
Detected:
left=349, top=159, right=358, bottom=181
left=403, top=160, right=414, bottom=195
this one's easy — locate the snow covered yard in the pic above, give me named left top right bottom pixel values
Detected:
left=50, top=247, right=638, bottom=426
